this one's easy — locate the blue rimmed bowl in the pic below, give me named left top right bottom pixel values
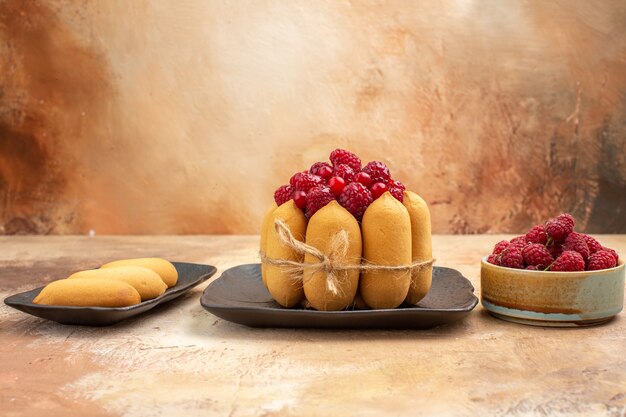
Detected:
left=481, top=257, right=624, bottom=327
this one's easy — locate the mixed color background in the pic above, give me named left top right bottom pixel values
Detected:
left=1, top=0, right=625, bottom=235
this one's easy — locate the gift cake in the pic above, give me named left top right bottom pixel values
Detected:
left=260, top=149, right=433, bottom=311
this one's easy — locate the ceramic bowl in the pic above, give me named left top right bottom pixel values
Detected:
left=481, top=257, right=625, bottom=327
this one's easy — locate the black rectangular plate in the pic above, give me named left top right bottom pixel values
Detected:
left=4, top=262, right=216, bottom=326
left=201, top=264, right=478, bottom=329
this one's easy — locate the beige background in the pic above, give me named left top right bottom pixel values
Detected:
left=1, top=0, right=626, bottom=235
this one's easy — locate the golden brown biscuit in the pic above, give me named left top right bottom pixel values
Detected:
left=360, top=192, right=412, bottom=309
left=33, top=278, right=141, bottom=307
left=68, top=266, right=167, bottom=301
left=101, top=258, right=178, bottom=288
left=265, top=200, right=307, bottom=308
left=303, top=201, right=362, bottom=311
left=403, top=191, right=433, bottom=305
left=260, top=202, right=278, bottom=288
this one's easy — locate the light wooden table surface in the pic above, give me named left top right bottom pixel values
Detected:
left=1, top=235, right=625, bottom=417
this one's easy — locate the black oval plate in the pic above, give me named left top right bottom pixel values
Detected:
left=4, top=262, right=216, bottom=326
left=201, top=264, right=478, bottom=329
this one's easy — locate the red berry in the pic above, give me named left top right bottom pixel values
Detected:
left=547, top=243, right=564, bottom=259
left=526, top=265, right=539, bottom=270
left=387, top=179, right=405, bottom=202
left=550, top=250, right=585, bottom=272
left=362, top=161, right=391, bottom=184
left=293, top=190, right=307, bottom=209
left=273, top=185, right=293, bottom=206
left=492, top=240, right=510, bottom=255
left=294, top=172, right=324, bottom=192
left=588, top=250, right=618, bottom=270
left=305, top=187, right=335, bottom=218
left=333, top=164, right=355, bottom=183
left=310, top=162, right=332, bottom=177
left=545, top=216, right=573, bottom=243
left=526, top=225, right=548, bottom=245
left=563, top=232, right=590, bottom=260
left=581, top=234, right=603, bottom=254
left=522, top=244, right=554, bottom=268
left=557, top=213, right=575, bottom=229
left=354, top=171, right=372, bottom=187
left=509, top=236, right=529, bottom=250
left=289, top=171, right=307, bottom=186
left=500, top=248, right=524, bottom=269
left=328, top=176, right=346, bottom=196
left=330, top=149, right=361, bottom=171
left=318, top=166, right=333, bottom=180
left=601, top=247, right=619, bottom=264
left=370, top=182, right=388, bottom=199
left=487, top=254, right=499, bottom=265
left=338, top=182, right=373, bottom=221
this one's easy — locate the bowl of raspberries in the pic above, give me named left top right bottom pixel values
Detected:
left=481, top=213, right=624, bottom=327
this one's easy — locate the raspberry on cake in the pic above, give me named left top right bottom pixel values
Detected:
left=305, top=187, right=335, bottom=218
left=338, top=182, right=373, bottom=221
left=333, top=164, right=356, bottom=183
left=274, top=185, right=293, bottom=206
left=330, top=149, right=362, bottom=171
left=362, top=161, right=390, bottom=184
left=387, top=179, right=405, bottom=202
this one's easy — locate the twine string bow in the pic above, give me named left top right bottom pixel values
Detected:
left=261, top=219, right=435, bottom=296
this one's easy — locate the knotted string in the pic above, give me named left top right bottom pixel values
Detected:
left=260, top=219, right=435, bottom=296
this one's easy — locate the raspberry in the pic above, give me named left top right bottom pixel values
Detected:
left=338, top=182, right=373, bottom=221
left=330, top=149, right=361, bottom=171
left=526, top=225, right=548, bottom=245
left=333, top=164, right=356, bottom=183
left=526, top=265, right=539, bottom=270
left=588, top=250, right=618, bottom=270
left=547, top=243, right=564, bottom=259
left=549, top=250, right=585, bottom=272
left=545, top=216, right=573, bottom=243
left=487, top=254, right=499, bottom=265
left=509, top=235, right=528, bottom=249
left=305, top=187, right=335, bottom=218
left=601, top=247, right=619, bottom=264
left=492, top=240, right=510, bottom=255
left=522, top=244, right=554, bottom=268
left=370, top=182, right=388, bottom=199
left=310, top=162, right=333, bottom=180
left=557, top=213, right=575, bottom=230
left=362, top=161, right=391, bottom=184
left=563, top=232, right=590, bottom=260
left=581, top=234, right=603, bottom=254
left=274, top=185, right=293, bottom=206
left=289, top=171, right=307, bottom=186
left=500, top=248, right=524, bottom=269
left=387, top=179, right=405, bottom=202
left=294, top=172, right=324, bottom=192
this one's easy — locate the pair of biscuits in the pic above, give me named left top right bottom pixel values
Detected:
left=34, top=258, right=178, bottom=307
